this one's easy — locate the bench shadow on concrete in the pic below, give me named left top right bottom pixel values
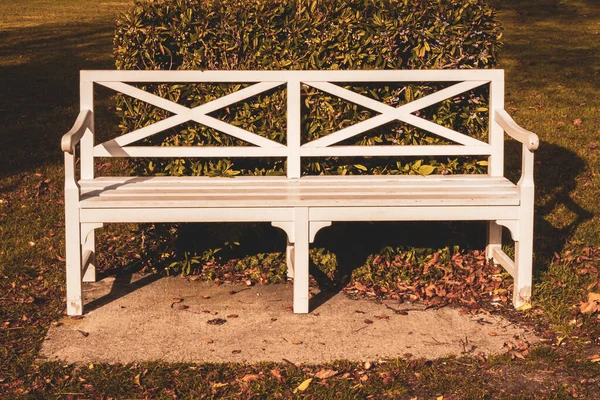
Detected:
left=84, top=272, right=162, bottom=314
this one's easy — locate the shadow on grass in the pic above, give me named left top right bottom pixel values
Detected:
left=0, top=21, right=118, bottom=177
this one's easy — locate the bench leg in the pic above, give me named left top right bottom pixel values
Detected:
left=486, top=221, right=502, bottom=262
left=65, top=209, right=83, bottom=315
left=293, top=208, right=310, bottom=313
left=82, top=229, right=96, bottom=282
left=81, top=223, right=103, bottom=282
left=286, top=238, right=295, bottom=279
left=513, top=215, right=533, bottom=308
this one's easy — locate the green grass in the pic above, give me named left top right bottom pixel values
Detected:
left=1, top=0, right=600, bottom=397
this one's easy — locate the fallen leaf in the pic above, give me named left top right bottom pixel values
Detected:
left=271, top=368, right=284, bottom=382
left=579, top=292, right=600, bottom=314
left=488, top=331, right=498, bottom=337
left=203, top=338, right=214, bottom=344
left=227, top=314, right=239, bottom=318
left=291, top=340, right=303, bottom=345
left=294, top=378, right=313, bottom=393
left=212, top=382, right=228, bottom=389
left=176, top=305, right=189, bottom=310
left=588, top=354, right=600, bottom=363
left=557, top=336, right=567, bottom=346
left=516, top=303, right=532, bottom=311
left=240, top=374, right=261, bottom=383
left=355, top=310, right=366, bottom=314
left=364, top=319, right=374, bottom=324
left=202, top=295, right=211, bottom=299
left=172, top=298, right=183, bottom=303
left=207, top=318, right=227, bottom=325
left=232, top=349, right=241, bottom=354
left=314, top=369, right=338, bottom=379
left=573, top=119, right=583, bottom=126
left=77, top=330, right=89, bottom=337
left=134, top=373, right=142, bottom=389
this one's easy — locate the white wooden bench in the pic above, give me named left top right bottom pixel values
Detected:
left=62, top=70, right=539, bottom=316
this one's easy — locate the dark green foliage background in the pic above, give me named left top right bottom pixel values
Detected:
left=113, top=0, right=502, bottom=177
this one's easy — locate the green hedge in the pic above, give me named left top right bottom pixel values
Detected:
left=114, top=0, right=502, bottom=177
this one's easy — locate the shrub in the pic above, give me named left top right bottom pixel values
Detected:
left=113, top=0, right=502, bottom=177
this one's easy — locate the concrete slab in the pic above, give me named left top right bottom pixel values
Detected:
left=41, top=274, right=538, bottom=364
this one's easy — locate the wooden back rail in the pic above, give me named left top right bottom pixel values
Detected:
left=62, top=70, right=539, bottom=316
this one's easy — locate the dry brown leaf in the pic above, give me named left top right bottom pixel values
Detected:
left=227, top=314, right=239, bottom=318
left=207, top=318, right=227, bottom=325
left=203, top=338, right=214, bottom=344
left=314, top=369, right=338, bottom=379
left=589, top=292, right=600, bottom=302
left=176, top=305, right=189, bottom=310
left=240, top=374, right=261, bottom=383
left=270, top=368, right=284, bottom=382
left=580, top=293, right=600, bottom=314
left=291, top=340, right=303, bottom=345
left=364, top=319, right=374, bottom=324
left=171, top=298, right=183, bottom=303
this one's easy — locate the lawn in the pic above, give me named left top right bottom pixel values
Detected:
left=0, top=0, right=599, bottom=398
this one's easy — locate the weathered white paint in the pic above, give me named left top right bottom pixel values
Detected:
left=62, top=69, right=538, bottom=316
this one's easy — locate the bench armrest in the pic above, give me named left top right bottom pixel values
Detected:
left=495, top=109, right=539, bottom=151
left=61, top=110, right=93, bottom=154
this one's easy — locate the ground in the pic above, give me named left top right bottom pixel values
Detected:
left=1, top=0, right=600, bottom=398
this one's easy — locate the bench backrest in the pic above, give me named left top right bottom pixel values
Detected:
left=78, top=70, right=505, bottom=180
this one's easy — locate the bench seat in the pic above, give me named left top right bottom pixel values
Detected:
left=79, top=175, right=519, bottom=208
